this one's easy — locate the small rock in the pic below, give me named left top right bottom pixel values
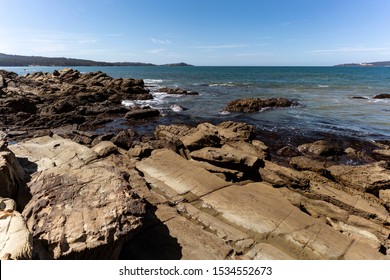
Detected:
left=92, top=141, right=118, bottom=157
left=373, top=93, right=390, bottom=99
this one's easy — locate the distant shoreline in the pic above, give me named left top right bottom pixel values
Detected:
left=0, top=52, right=193, bottom=67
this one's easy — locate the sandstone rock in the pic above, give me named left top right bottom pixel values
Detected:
left=92, top=141, right=118, bottom=157
left=244, top=243, right=294, bottom=260
left=136, top=149, right=231, bottom=202
left=225, top=97, right=298, bottom=113
left=379, top=189, right=390, bottom=204
left=0, top=197, right=32, bottom=259
left=327, top=161, right=390, bottom=193
left=190, top=146, right=263, bottom=176
left=298, top=140, right=343, bottom=157
left=10, top=136, right=146, bottom=259
left=0, top=141, right=26, bottom=200
left=155, top=124, right=192, bottom=142
left=200, top=182, right=385, bottom=259
left=217, top=121, right=256, bottom=142
left=290, top=156, right=330, bottom=176
left=180, top=123, right=220, bottom=151
left=259, top=160, right=310, bottom=189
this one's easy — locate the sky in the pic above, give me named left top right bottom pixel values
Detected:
left=1, top=0, right=390, bottom=66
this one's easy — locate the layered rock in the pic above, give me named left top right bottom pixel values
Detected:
left=9, top=136, right=147, bottom=259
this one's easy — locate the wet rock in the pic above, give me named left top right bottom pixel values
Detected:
left=224, top=97, right=298, bottom=113
left=298, top=140, right=343, bottom=157
left=158, top=87, right=199, bottom=95
left=125, top=108, right=160, bottom=120
left=373, top=93, right=390, bottom=99
left=277, top=145, right=301, bottom=157
left=111, top=129, right=138, bottom=150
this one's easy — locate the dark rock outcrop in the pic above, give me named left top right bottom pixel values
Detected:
left=0, top=68, right=155, bottom=140
left=373, top=93, right=390, bottom=99
left=158, top=87, right=199, bottom=95
left=225, top=97, right=299, bottom=112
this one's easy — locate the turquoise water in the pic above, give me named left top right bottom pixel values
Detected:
left=3, top=66, right=390, bottom=140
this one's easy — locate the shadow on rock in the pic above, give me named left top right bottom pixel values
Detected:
left=120, top=203, right=182, bottom=260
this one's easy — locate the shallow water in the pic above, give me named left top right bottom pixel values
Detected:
left=3, top=65, right=390, bottom=140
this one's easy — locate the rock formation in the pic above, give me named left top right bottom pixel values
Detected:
left=9, top=136, right=147, bottom=259
left=225, top=97, right=299, bottom=112
left=0, top=69, right=157, bottom=141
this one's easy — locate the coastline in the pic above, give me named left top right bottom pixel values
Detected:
left=0, top=68, right=389, bottom=260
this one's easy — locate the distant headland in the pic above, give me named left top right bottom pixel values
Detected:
left=335, top=61, right=390, bottom=67
left=0, top=52, right=193, bottom=67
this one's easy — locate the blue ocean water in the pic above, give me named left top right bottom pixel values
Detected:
left=3, top=66, right=390, bottom=140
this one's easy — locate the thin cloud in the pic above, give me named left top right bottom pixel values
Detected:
left=151, top=38, right=171, bottom=45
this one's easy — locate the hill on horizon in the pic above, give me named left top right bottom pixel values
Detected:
left=0, top=53, right=193, bottom=67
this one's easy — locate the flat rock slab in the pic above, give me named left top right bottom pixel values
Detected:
left=9, top=136, right=146, bottom=259
left=200, top=182, right=385, bottom=259
left=136, top=149, right=231, bottom=201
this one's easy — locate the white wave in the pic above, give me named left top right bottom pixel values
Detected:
left=218, top=110, right=230, bottom=115
left=170, top=104, right=185, bottom=112
left=209, top=82, right=235, bottom=87
left=144, top=79, right=163, bottom=84
left=318, top=85, right=329, bottom=88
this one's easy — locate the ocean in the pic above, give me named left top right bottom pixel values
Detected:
left=3, top=66, right=390, bottom=142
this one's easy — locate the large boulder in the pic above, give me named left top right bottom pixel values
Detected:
left=9, top=136, right=147, bottom=259
left=225, top=97, right=298, bottom=113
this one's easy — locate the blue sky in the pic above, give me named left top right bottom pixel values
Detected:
left=1, top=0, right=390, bottom=66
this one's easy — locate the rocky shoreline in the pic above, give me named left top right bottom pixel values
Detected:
left=0, top=69, right=389, bottom=260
